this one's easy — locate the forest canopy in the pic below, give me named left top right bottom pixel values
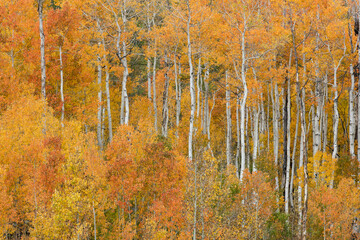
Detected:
left=1, top=0, right=360, bottom=239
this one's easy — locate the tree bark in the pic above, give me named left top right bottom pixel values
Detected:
left=239, top=31, right=248, bottom=181
left=162, top=55, right=170, bottom=137
left=187, top=0, right=196, bottom=161
left=93, top=201, right=97, bottom=240
left=203, top=66, right=210, bottom=135
left=284, top=76, right=291, bottom=214
left=350, top=64, right=356, bottom=157
left=120, top=4, right=129, bottom=125
left=147, top=58, right=152, bottom=100
left=38, top=0, right=46, bottom=100
left=175, top=56, right=182, bottom=138
left=313, top=28, right=322, bottom=181
left=290, top=102, right=299, bottom=210
left=272, top=83, right=280, bottom=194
left=252, top=106, right=259, bottom=172
left=226, top=71, right=232, bottom=170
left=330, top=66, right=339, bottom=189
left=235, top=90, right=241, bottom=179
left=60, top=46, right=64, bottom=128
left=97, top=45, right=103, bottom=149
left=100, top=26, right=113, bottom=142
left=323, top=73, right=328, bottom=153
left=152, top=52, right=158, bottom=131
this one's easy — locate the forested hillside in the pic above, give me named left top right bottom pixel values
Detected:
left=1, top=0, right=360, bottom=239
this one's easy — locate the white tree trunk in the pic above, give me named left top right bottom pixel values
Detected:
left=235, top=90, right=240, bottom=179
left=104, top=59, right=112, bottom=142
left=330, top=67, right=339, bottom=189
left=100, top=28, right=113, bottom=142
left=120, top=5, right=129, bottom=125
left=226, top=71, right=232, bottom=170
left=272, top=83, right=280, bottom=193
left=290, top=103, right=299, bottom=210
left=161, top=55, right=170, bottom=137
left=300, top=51, right=309, bottom=239
left=323, top=74, right=328, bottom=153
left=300, top=87, right=308, bottom=240
left=147, top=58, right=152, bottom=100
left=38, top=0, right=46, bottom=100
left=260, top=93, right=266, bottom=134
left=120, top=51, right=129, bottom=125
left=197, top=58, right=201, bottom=118
left=187, top=0, right=196, bottom=161
left=174, top=56, right=179, bottom=137
left=101, top=107, right=106, bottom=142
left=152, top=53, right=158, bottom=131
left=350, top=64, right=356, bottom=157
left=93, top=201, right=97, bottom=240
left=252, top=106, right=259, bottom=172
left=313, top=23, right=321, bottom=158
left=203, top=66, right=210, bottom=135
left=97, top=48, right=103, bottom=149
left=239, top=31, right=248, bottom=181
left=60, top=46, right=64, bottom=128
left=313, top=33, right=322, bottom=182
left=285, top=78, right=291, bottom=214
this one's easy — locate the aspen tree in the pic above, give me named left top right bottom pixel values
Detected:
left=38, top=0, right=46, bottom=100
left=226, top=71, right=232, bottom=170
left=186, top=0, right=196, bottom=161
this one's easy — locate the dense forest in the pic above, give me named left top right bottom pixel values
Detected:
left=1, top=0, right=360, bottom=239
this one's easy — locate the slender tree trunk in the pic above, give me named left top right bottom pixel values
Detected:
left=93, top=201, right=97, bottom=240
left=313, top=29, right=322, bottom=181
left=350, top=64, right=356, bottom=157
left=120, top=5, right=129, bottom=125
left=60, top=46, right=64, bottom=128
left=283, top=84, right=288, bottom=190
left=290, top=22, right=309, bottom=238
left=100, top=31, right=113, bottom=142
left=97, top=47, right=103, bottom=149
left=153, top=52, right=158, bottom=131
left=203, top=66, right=209, bottom=135
left=300, top=87, right=308, bottom=240
left=296, top=73, right=305, bottom=237
left=146, top=4, right=152, bottom=101
left=226, top=71, right=232, bottom=170
left=120, top=50, right=129, bottom=125
left=330, top=67, right=339, bottom=189
left=272, top=83, right=280, bottom=193
left=290, top=103, right=299, bottom=210
left=175, top=56, right=182, bottom=138
left=239, top=31, right=248, bottom=181
left=162, top=55, right=170, bottom=137
left=147, top=58, right=152, bottom=100
left=252, top=106, right=259, bottom=172
left=260, top=92, right=266, bottom=134
left=235, top=90, right=241, bottom=179
left=208, top=90, right=216, bottom=138
left=187, top=0, right=196, bottom=161
left=38, top=0, right=46, bottom=100
left=197, top=58, right=201, bottom=117
left=285, top=76, right=291, bottom=214
left=323, top=73, right=328, bottom=153
left=101, top=107, right=106, bottom=144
